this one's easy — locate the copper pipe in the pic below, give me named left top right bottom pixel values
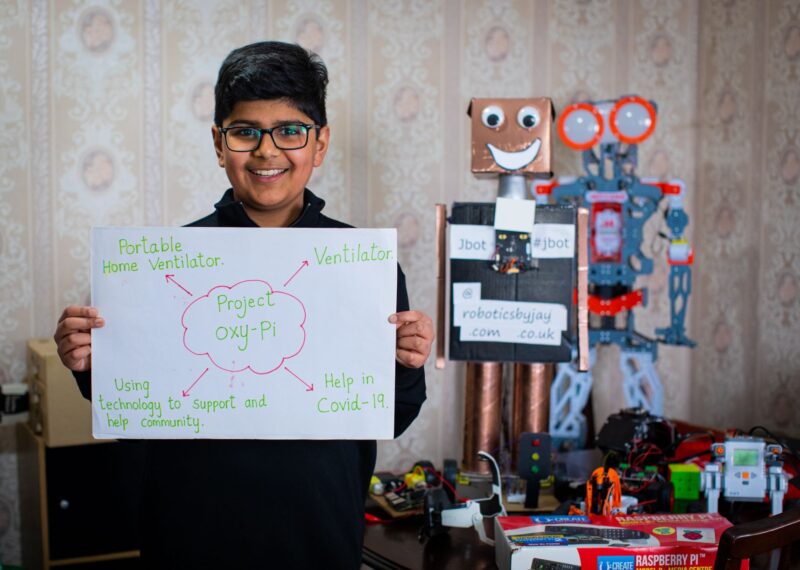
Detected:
left=577, top=207, right=590, bottom=372
left=435, top=204, right=447, bottom=369
left=462, top=362, right=503, bottom=475
left=510, top=363, right=553, bottom=469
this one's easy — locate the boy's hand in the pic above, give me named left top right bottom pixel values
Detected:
left=389, top=310, right=433, bottom=369
left=54, top=306, right=105, bottom=372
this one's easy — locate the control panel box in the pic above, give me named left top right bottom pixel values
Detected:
left=495, top=513, right=733, bottom=570
left=720, top=438, right=768, bottom=500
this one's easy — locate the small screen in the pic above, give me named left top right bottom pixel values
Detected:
left=733, top=449, right=759, bottom=466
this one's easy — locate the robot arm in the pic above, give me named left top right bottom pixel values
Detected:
left=644, top=179, right=696, bottom=347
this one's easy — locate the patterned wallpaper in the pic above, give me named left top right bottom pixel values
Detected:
left=0, top=0, right=798, bottom=564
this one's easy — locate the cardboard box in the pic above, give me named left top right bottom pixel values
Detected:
left=26, top=338, right=97, bottom=447
left=495, top=513, right=735, bottom=570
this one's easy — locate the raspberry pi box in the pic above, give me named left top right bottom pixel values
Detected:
left=495, top=513, right=734, bottom=570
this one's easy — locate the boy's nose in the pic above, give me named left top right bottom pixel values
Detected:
left=253, top=134, right=280, bottom=158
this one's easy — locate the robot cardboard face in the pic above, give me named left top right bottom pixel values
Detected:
left=469, top=97, right=553, bottom=177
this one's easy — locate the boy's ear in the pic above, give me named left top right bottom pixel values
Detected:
left=313, top=125, right=330, bottom=168
left=211, top=124, right=225, bottom=167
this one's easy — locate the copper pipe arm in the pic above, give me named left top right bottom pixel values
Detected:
left=577, top=207, right=589, bottom=372
left=435, top=204, right=447, bottom=369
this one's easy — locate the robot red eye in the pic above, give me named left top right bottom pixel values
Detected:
left=558, top=103, right=603, bottom=150
left=609, top=96, right=657, bottom=144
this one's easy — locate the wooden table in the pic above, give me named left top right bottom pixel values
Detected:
left=362, top=515, right=497, bottom=570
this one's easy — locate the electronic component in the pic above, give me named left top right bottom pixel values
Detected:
left=493, top=231, right=537, bottom=274
left=595, top=407, right=675, bottom=455
left=508, top=533, right=608, bottom=546
left=412, top=460, right=438, bottom=487
left=531, top=560, right=580, bottom=570
left=517, top=432, right=552, bottom=508
left=384, top=491, right=406, bottom=509
left=384, top=489, right=426, bottom=512
left=403, top=466, right=426, bottom=490
left=544, top=525, right=649, bottom=540
left=586, top=467, right=621, bottom=516
left=369, top=475, right=384, bottom=496
left=422, top=451, right=506, bottom=545
left=701, top=436, right=789, bottom=515
left=442, top=458, right=458, bottom=503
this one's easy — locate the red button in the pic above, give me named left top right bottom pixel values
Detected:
left=533, top=439, right=540, bottom=446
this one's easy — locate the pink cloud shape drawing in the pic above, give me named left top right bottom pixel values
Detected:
left=181, top=279, right=306, bottom=374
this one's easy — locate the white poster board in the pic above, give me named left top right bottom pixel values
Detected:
left=91, top=227, right=397, bottom=440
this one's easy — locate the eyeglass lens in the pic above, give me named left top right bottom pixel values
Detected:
left=225, top=125, right=310, bottom=151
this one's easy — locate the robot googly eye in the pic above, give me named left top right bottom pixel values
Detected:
left=481, top=105, right=505, bottom=129
left=516, top=106, right=540, bottom=129
left=558, top=103, right=604, bottom=150
left=609, top=96, right=657, bottom=144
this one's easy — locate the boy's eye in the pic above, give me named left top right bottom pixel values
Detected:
left=277, top=125, right=305, bottom=137
left=231, top=127, right=260, bottom=139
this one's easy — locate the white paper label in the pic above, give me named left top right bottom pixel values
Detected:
left=459, top=324, right=562, bottom=346
left=449, top=225, right=495, bottom=260
left=453, top=299, right=567, bottom=330
left=450, top=224, right=574, bottom=259
left=452, top=282, right=481, bottom=303
left=530, top=224, right=575, bottom=258
left=494, top=197, right=536, bottom=233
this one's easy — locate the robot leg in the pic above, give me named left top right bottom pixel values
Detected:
left=620, top=349, right=663, bottom=415
left=549, top=349, right=594, bottom=448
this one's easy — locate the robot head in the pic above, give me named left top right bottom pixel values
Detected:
left=468, top=98, right=554, bottom=178
left=558, top=95, right=657, bottom=151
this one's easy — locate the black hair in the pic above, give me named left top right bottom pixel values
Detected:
left=214, top=41, right=328, bottom=127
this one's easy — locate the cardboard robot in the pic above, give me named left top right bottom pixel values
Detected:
left=436, top=98, right=587, bottom=476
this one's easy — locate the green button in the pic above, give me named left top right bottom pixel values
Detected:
left=531, top=465, right=539, bottom=474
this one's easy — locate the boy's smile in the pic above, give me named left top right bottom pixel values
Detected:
left=213, top=99, right=329, bottom=227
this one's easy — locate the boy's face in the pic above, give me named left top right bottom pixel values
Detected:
left=212, top=99, right=329, bottom=227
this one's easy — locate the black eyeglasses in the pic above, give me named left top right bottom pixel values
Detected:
left=219, top=123, right=320, bottom=152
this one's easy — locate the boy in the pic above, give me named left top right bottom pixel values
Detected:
left=53, top=41, right=432, bottom=568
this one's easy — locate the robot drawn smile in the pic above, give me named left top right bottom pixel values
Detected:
left=486, top=138, right=541, bottom=171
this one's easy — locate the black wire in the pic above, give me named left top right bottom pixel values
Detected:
left=748, top=425, right=800, bottom=461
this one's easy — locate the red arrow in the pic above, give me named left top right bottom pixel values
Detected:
left=283, top=260, right=309, bottom=287
left=182, top=367, right=209, bottom=397
left=165, top=274, right=192, bottom=296
left=284, top=366, right=314, bottom=391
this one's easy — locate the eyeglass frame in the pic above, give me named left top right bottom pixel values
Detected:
left=218, top=123, right=321, bottom=152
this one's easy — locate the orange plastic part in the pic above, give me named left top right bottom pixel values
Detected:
left=586, top=467, right=622, bottom=516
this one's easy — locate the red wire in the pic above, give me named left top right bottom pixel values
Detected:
left=364, top=512, right=393, bottom=524
left=421, top=466, right=468, bottom=503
